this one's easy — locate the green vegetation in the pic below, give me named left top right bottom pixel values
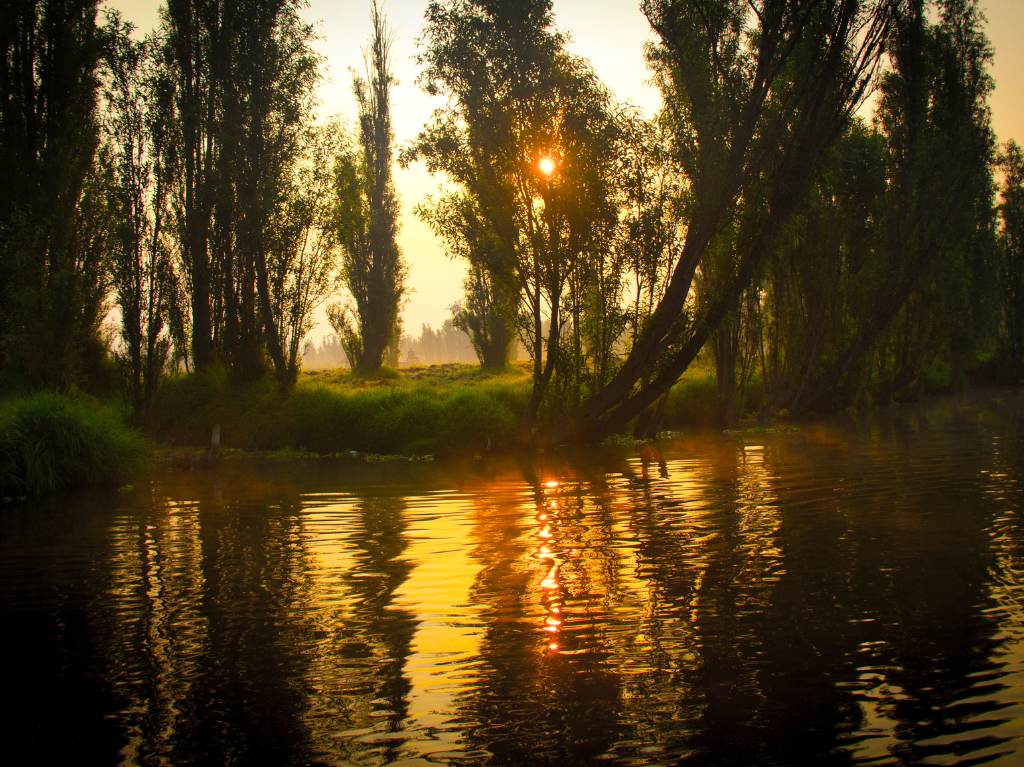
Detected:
left=145, top=362, right=746, bottom=456
left=148, top=364, right=530, bottom=457
left=2, top=0, right=1023, bottom=499
left=0, top=393, right=148, bottom=498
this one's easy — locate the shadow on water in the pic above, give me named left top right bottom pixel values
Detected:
left=1, top=390, right=1024, bottom=765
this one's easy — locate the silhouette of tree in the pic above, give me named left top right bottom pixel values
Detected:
left=410, top=0, right=619, bottom=428
left=0, top=0, right=109, bottom=390
left=102, top=19, right=175, bottom=415
left=329, top=1, right=405, bottom=376
left=545, top=0, right=894, bottom=442
left=790, top=0, right=998, bottom=412
left=999, top=140, right=1024, bottom=381
left=158, top=0, right=321, bottom=384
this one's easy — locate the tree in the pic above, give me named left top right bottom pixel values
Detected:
left=405, top=0, right=555, bottom=374
left=545, top=0, right=895, bottom=442
left=0, top=0, right=109, bottom=390
left=789, top=0, right=998, bottom=412
left=102, top=19, right=174, bottom=414
left=266, top=122, right=341, bottom=383
left=229, top=0, right=321, bottom=384
left=418, top=192, right=517, bottom=371
left=409, top=0, right=619, bottom=427
left=158, top=0, right=322, bottom=384
left=752, top=121, right=889, bottom=416
left=159, top=0, right=219, bottom=370
left=999, top=141, right=1024, bottom=380
left=329, top=1, right=405, bottom=375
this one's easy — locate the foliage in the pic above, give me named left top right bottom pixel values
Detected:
left=101, top=16, right=174, bottom=416
left=329, top=1, right=406, bottom=375
left=749, top=0, right=1000, bottom=414
left=158, top=0, right=324, bottom=383
left=409, top=0, right=623, bottom=427
left=267, top=122, right=342, bottom=382
left=149, top=365, right=529, bottom=456
left=538, top=0, right=896, bottom=441
left=0, top=393, right=148, bottom=497
left=0, top=0, right=110, bottom=391
left=999, top=141, right=1024, bottom=380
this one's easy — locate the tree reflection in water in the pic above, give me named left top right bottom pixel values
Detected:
left=1, top=393, right=1023, bottom=765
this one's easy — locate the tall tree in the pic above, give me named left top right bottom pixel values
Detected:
left=230, top=0, right=320, bottom=384
left=406, top=0, right=551, bottom=374
left=545, top=0, right=895, bottom=442
left=0, top=0, right=109, bottom=390
left=102, top=19, right=174, bottom=414
left=158, top=0, right=322, bottom=383
left=329, top=1, right=405, bottom=375
left=409, top=0, right=619, bottom=427
left=789, top=0, right=997, bottom=412
left=998, top=141, right=1024, bottom=381
left=266, top=122, right=341, bottom=383
left=160, top=0, right=219, bottom=370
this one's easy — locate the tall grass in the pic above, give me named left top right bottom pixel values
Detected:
left=0, top=393, right=149, bottom=498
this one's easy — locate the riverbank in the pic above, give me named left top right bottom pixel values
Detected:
left=3, top=362, right=1018, bottom=498
left=0, top=363, right=721, bottom=497
left=146, top=362, right=724, bottom=455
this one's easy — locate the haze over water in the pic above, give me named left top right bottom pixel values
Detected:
left=3, top=391, right=1024, bottom=765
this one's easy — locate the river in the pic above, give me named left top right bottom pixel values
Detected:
left=2, top=390, right=1023, bottom=765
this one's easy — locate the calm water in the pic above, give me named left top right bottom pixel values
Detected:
left=3, top=392, right=1024, bottom=766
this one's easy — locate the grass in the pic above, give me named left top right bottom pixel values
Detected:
left=0, top=393, right=149, bottom=498
left=148, top=361, right=737, bottom=456
left=149, top=363, right=531, bottom=457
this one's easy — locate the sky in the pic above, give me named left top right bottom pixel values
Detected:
left=106, top=0, right=1024, bottom=339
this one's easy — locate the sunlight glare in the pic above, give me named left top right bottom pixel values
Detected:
left=538, top=156, right=556, bottom=176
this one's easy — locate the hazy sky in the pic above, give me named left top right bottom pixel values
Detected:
left=107, top=0, right=1024, bottom=338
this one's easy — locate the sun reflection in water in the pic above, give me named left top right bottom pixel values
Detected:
left=534, top=478, right=565, bottom=653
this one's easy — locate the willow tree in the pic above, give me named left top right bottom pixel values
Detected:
left=544, top=0, right=896, bottom=442
left=404, top=0, right=555, bottom=374
left=786, top=0, right=998, bottom=412
left=329, top=2, right=405, bottom=375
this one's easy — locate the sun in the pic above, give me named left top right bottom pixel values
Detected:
left=538, top=156, right=556, bottom=176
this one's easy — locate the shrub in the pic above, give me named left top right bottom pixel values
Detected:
left=0, top=393, right=148, bottom=497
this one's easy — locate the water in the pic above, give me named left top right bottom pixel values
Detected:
left=2, top=391, right=1024, bottom=766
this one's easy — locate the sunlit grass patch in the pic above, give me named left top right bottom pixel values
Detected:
left=151, top=365, right=530, bottom=457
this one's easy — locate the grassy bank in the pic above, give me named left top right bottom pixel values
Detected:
left=3, top=360, right=1009, bottom=499
left=0, top=393, right=149, bottom=498
left=148, top=364, right=531, bottom=456
left=0, top=363, right=725, bottom=497
left=147, top=362, right=726, bottom=457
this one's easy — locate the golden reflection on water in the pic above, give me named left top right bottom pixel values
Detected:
left=6, top=394, right=1024, bottom=765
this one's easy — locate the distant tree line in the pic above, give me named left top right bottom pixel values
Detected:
left=302, top=318, right=484, bottom=369
left=2, top=0, right=1023, bottom=444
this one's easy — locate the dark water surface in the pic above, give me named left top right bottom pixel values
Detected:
left=3, top=392, right=1024, bottom=766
